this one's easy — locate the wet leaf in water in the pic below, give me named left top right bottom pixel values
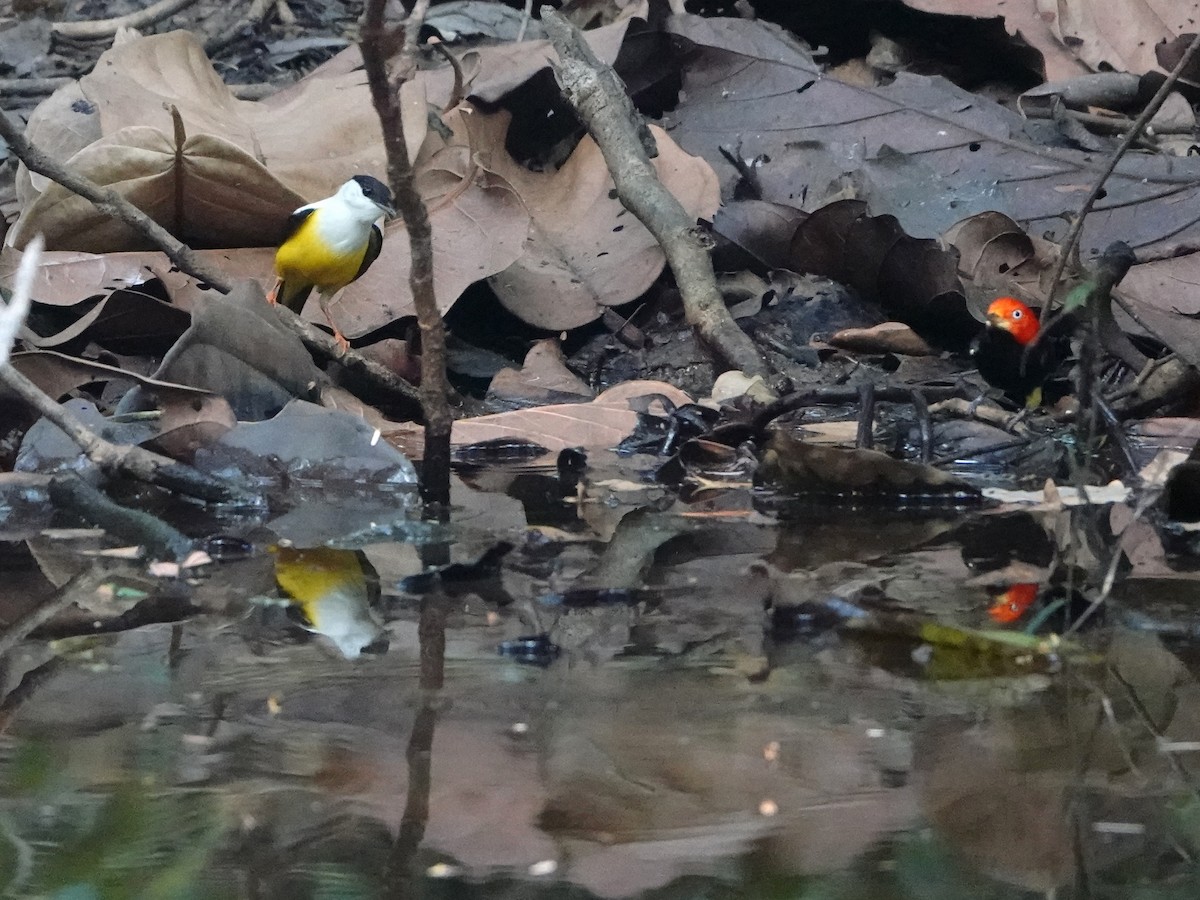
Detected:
left=757, top=431, right=980, bottom=501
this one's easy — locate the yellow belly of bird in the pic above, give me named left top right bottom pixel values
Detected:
left=274, top=214, right=368, bottom=298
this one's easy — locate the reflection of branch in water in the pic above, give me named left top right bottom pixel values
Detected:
left=0, top=656, right=66, bottom=734
left=384, top=594, right=449, bottom=893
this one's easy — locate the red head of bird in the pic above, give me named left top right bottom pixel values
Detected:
left=985, top=297, right=1039, bottom=346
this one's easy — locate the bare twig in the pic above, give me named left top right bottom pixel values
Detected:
left=52, top=0, right=201, bottom=39
left=541, top=9, right=768, bottom=378
left=517, top=0, right=534, bottom=42
left=402, top=0, right=432, bottom=57
left=1043, top=31, right=1200, bottom=314
left=0, top=108, right=233, bottom=293
left=855, top=382, right=875, bottom=450
left=363, top=0, right=453, bottom=507
left=269, top=305, right=422, bottom=407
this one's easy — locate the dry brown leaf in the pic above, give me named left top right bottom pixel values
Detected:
left=61, top=30, right=420, bottom=201
left=827, top=322, right=935, bottom=356
left=147, top=394, right=237, bottom=461
left=0, top=246, right=169, bottom=307
left=325, top=134, right=530, bottom=337
left=10, top=125, right=306, bottom=252
left=472, top=110, right=720, bottom=330
left=4, top=350, right=211, bottom=404
left=487, top=338, right=594, bottom=405
left=1035, top=0, right=1195, bottom=76
left=384, top=380, right=692, bottom=456
left=3, top=130, right=531, bottom=337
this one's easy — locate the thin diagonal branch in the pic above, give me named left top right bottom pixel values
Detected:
left=1044, top=32, right=1200, bottom=315
left=0, top=107, right=233, bottom=293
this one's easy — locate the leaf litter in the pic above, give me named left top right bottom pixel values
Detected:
left=4, top=0, right=1200, bottom=896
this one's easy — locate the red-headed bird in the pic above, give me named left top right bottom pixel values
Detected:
left=970, top=296, right=1062, bottom=409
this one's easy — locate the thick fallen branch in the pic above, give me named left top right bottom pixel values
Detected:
left=541, top=9, right=768, bottom=379
left=0, top=107, right=233, bottom=293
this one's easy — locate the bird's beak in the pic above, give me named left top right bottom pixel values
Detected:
left=986, top=311, right=1011, bottom=331
left=379, top=201, right=397, bottom=219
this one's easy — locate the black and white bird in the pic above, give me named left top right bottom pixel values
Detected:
left=270, top=175, right=396, bottom=349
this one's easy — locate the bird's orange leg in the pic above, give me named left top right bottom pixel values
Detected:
left=318, top=293, right=350, bottom=355
left=266, top=278, right=283, bottom=305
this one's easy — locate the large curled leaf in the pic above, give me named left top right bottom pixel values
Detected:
left=9, top=125, right=306, bottom=252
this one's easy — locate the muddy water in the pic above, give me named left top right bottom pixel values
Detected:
left=2, top=460, right=1199, bottom=898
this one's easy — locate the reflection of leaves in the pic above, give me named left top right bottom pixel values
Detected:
left=37, top=784, right=222, bottom=899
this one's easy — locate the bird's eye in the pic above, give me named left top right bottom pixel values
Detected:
left=1011, top=309, right=1022, bottom=318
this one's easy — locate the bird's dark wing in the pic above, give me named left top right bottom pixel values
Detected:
left=279, top=206, right=315, bottom=246
left=355, top=224, right=383, bottom=281
left=275, top=207, right=317, bottom=311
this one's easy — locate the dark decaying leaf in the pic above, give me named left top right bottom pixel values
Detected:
left=788, top=200, right=869, bottom=279
left=663, top=16, right=1200, bottom=261
left=710, top=200, right=808, bottom=273
left=788, top=202, right=983, bottom=350
left=117, top=281, right=324, bottom=422
left=21, top=284, right=191, bottom=357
